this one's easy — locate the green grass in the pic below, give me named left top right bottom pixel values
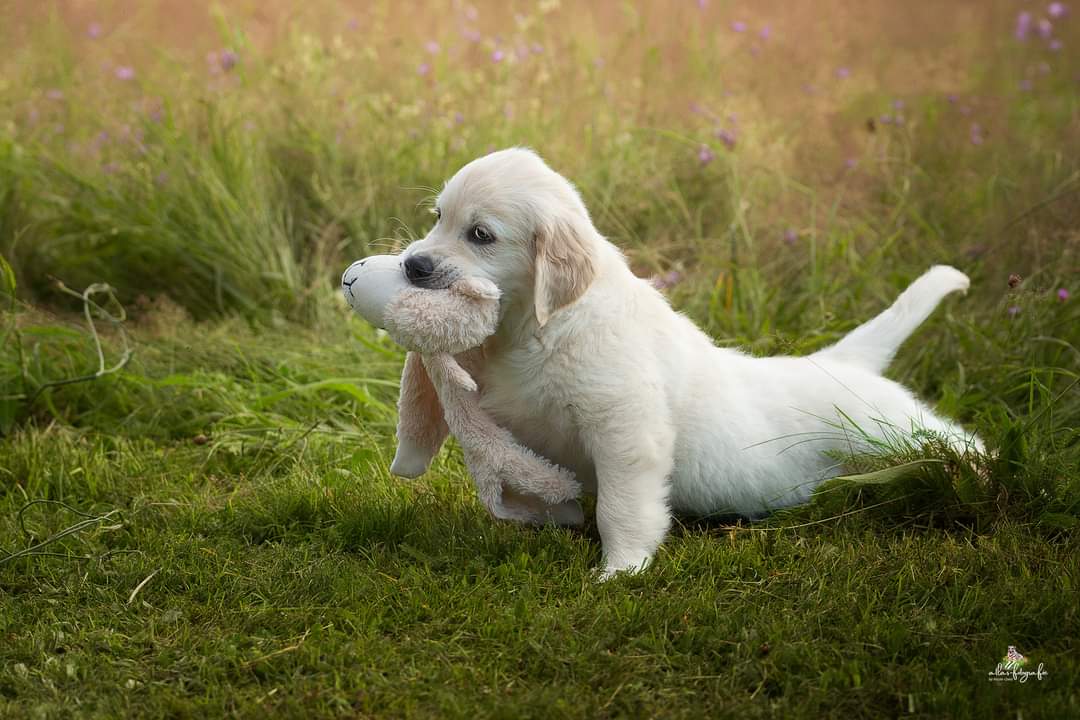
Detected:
left=1, top=309, right=1078, bottom=718
left=2, top=1, right=1079, bottom=717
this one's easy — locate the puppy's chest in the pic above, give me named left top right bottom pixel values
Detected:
left=477, top=353, right=586, bottom=467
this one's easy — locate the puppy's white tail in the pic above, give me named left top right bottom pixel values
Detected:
left=814, top=265, right=970, bottom=373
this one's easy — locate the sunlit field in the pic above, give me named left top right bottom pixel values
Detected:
left=1, top=1, right=1078, bottom=717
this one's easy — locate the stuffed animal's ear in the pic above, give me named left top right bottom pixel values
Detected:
left=454, top=276, right=501, bottom=301
left=533, top=213, right=597, bottom=327
left=390, top=351, right=448, bottom=478
left=423, top=353, right=478, bottom=392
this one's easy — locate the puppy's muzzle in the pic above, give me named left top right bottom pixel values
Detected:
left=403, top=254, right=435, bottom=285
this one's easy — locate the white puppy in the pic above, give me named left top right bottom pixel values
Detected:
left=394, top=148, right=980, bottom=578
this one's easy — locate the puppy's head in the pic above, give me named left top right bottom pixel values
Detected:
left=402, top=148, right=597, bottom=328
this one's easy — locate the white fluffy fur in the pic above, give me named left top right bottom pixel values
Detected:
left=402, top=148, right=981, bottom=579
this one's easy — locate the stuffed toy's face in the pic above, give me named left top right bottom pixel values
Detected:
left=341, top=254, right=410, bottom=329
left=342, top=254, right=502, bottom=354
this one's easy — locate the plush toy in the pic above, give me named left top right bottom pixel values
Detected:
left=341, top=255, right=582, bottom=525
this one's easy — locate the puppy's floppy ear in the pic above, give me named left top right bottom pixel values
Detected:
left=533, top=213, right=597, bottom=327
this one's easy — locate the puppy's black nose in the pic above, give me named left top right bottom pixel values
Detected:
left=403, top=254, right=435, bottom=284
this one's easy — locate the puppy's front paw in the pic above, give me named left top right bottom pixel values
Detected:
left=597, top=553, right=653, bottom=581
left=390, top=436, right=435, bottom=478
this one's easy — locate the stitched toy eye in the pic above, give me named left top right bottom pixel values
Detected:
left=432, top=207, right=441, bottom=221
left=469, top=225, right=494, bottom=244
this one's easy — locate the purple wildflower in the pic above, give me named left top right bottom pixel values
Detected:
left=698, top=144, right=715, bottom=165
left=464, top=5, right=478, bottom=21
left=491, top=49, right=505, bottom=63
left=879, top=114, right=893, bottom=125
left=1058, top=288, right=1070, bottom=301
left=759, top=25, right=772, bottom=40
left=732, top=20, right=747, bottom=33
left=1037, top=18, right=1053, bottom=38
left=462, top=28, right=481, bottom=43
left=783, top=229, right=798, bottom=245
left=1048, top=3, right=1067, bottom=18
left=46, top=89, right=64, bottom=101
left=650, top=270, right=683, bottom=290
left=531, top=43, right=544, bottom=54
left=970, top=122, right=984, bottom=145
left=1016, top=11, right=1032, bottom=40
left=114, top=66, right=135, bottom=81
left=1019, top=78, right=1033, bottom=91
left=697, top=0, right=708, bottom=9
left=418, top=62, right=431, bottom=76
left=714, top=128, right=736, bottom=150
left=1007, top=305, right=1021, bottom=316
left=425, top=40, right=440, bottom=54
left=835, top=66, right=851, bottom=79
left=87, top=22, right=102, bottom=39
left=946, top=93, right=958, bottom=104
left=454, top=111, right=464, bottom=125
left=844, top=157, right=858, bottom=169
left=893, top=99, right=905, bottom=110
left=1049, top=39, right=1063, bottom=51
left=219, top=50, right=238, bottom=72
left=346, top=17, right=359, bottom=31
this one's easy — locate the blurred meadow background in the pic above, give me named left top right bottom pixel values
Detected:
left=1, top=0, right=1078, bottom=717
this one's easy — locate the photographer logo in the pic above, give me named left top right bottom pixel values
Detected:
left=988, top=646, right=1048, bottom=683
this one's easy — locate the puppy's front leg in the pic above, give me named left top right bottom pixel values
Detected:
left=587, top=420, right=675, bottom=579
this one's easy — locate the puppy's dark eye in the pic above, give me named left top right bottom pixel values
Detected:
left=469, top=225, right=494, bottom=245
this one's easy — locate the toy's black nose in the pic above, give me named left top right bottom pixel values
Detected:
left=403, top=254, right=435, bottom=284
